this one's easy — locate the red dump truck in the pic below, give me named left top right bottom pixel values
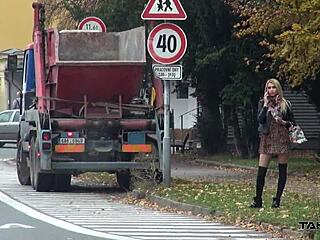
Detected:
left=16, top=3, right=164, bottom=191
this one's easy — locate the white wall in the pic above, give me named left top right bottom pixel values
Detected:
left=0, top=50, right=24, bottom=111
left=170, top=81, right=197, bottom=130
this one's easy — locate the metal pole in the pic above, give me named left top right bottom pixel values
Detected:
left=8, top=76, right=11, bottom=109
left=172, top=109, right=175, bottom=154
left=180, top=115, right=184, bottom=142
left=163, top=80, right=171, bottom=186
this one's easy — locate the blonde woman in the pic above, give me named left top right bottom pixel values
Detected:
left=251, top=79, right=295, bottom=208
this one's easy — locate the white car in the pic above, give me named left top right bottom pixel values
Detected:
left=0, top=110, right=20, bottom=147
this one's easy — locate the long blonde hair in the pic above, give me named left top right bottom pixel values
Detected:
left=264, top=78, right=289, bottom=113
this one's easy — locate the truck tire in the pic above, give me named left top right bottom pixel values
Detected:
left=116, top=170, right=131, bottom=191
left=30, top=136, right=52, bottom=192
left=16, top=140, right=31, bottom=185
left=53, top=174, right=71, bottom=192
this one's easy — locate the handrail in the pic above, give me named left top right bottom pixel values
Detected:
left=178, top=106, right=201, bottom=141
left=178, top=106, right=201, bottom=118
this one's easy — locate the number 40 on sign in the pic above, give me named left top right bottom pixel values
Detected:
left=148, top=23, right=187, bottom=65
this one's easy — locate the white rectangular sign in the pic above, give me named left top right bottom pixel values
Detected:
left=153, top=64, right=182, bottom=80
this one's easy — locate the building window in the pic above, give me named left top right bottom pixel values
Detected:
left=176, top=83, right=189, bottom=99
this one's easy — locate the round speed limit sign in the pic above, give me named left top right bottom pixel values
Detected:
left=147, top=23, right=187, bottom=65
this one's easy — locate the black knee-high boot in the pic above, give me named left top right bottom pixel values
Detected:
left=250, top=166, right=268, bottom=208
left=272, top=163, right=287, bottom=208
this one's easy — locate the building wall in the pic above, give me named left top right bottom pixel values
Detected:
left=0, top=52, right=24, bottom=111
left=170, top=81, right=198, bottom=130
left=0, top=60, right=6, bottom=111
left=0, top=0, right=34, bottom=111
left=0, top=0, right=34, bottom=51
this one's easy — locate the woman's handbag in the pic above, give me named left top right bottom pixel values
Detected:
left=289, top=124, right=307, bottom=144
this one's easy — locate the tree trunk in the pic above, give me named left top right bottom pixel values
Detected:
left=198, top=105, right=226, bottom=154
left=231, top=108, right=248, bottom=158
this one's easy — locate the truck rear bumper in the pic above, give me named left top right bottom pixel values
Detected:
left=51, top=161, right=149, bottom=171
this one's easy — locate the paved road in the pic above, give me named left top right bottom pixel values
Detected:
left=0, top=143, right=16, bottom=160
left=0, top=148, right=278, bottom=240
left=0, top=198, right=113, bottom=240
left=171, top=161, right=251, bottom=181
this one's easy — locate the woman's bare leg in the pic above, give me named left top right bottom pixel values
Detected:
left=259, top=153, right=272, bottom=167
left=277, top=153, right=288, bottom=164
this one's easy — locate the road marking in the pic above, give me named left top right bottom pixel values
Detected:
left=0, top=192, right=137, bottom=240
left=0, top=161, right=278, bottom=240
left=0, top=223, right=35, bottom=229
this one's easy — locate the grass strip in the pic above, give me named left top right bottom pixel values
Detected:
left=154, top=180, right=320, bottom=234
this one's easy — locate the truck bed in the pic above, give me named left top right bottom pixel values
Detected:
left=45, top=27, right=146, bottom=108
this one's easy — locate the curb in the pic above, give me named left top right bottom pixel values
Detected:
left=195, top=159, right=257, bottom=171
left=141, top=193, right=314, bottom=240
left=195, top=159, right=305, bottom=177
left=147, top=194, right=223, bottom=216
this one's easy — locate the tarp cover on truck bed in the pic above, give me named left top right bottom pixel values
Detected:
left=58, top=26, right=146, bottom=62
left=46, top=26, right=146, bottom=106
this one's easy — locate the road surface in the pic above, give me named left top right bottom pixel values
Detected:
left=0, top=146, right=278, bottom=240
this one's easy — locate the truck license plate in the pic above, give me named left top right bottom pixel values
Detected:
left=58, top=138, right=85, bottom=144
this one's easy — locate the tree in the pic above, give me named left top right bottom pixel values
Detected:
left=227, top=0, right=320, bottom=86
left=180, top=0, right=272, bottom=156
left=220, top=37, right=270, bottom=157
left=41, top=0, right=145, bottom=31
left=179, top=0, right=233, bottom=153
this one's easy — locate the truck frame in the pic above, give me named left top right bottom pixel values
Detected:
left=16, top=2, right=164, bottom=192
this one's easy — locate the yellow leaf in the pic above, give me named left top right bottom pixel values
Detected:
left=292, top=23, right=302, bottom=31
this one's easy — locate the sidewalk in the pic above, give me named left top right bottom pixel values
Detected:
left=171, top=156, right=320, bottom=198
left=146, top=156, right=318, bottom=239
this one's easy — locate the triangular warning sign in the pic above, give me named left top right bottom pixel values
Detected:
left=141, top=0, right=187, bottom=20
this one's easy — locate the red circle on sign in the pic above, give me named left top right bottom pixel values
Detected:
left=78, top=17, right=107, bottom=32
left=148, top=23, right=187, bottom=65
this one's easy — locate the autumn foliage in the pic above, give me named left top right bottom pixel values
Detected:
left=227, top=0, right=320, bottom=86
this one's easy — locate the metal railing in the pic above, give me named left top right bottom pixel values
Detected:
left=178, top=106, right=201, bottom=142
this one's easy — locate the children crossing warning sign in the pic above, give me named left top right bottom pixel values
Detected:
left=141, top=0, right=187, bottom=20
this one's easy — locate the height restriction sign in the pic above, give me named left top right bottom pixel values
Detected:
left=147, top=23, right=187, bottom=65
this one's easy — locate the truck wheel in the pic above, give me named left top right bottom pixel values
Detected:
left=53, top=174, right=71, bottom=192
left=116, top=170, right=131, bottom=191
left=16, top=140, right=31, bottom=185
left=30, top=136, right=52, bottom=192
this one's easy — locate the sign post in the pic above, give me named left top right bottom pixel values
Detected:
left=142, top=0, right=187, bottom=187
left=163, top=80, right=171, bottom=186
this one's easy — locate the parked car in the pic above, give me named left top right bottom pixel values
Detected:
left=0, top=110, right=20, bottom=147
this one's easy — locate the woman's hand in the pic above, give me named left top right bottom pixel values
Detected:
left=285, top=121, right=292, bottom=128
left=275, top=116, right=286, bottom=125
left=263, top=92, right=268, bottom=107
